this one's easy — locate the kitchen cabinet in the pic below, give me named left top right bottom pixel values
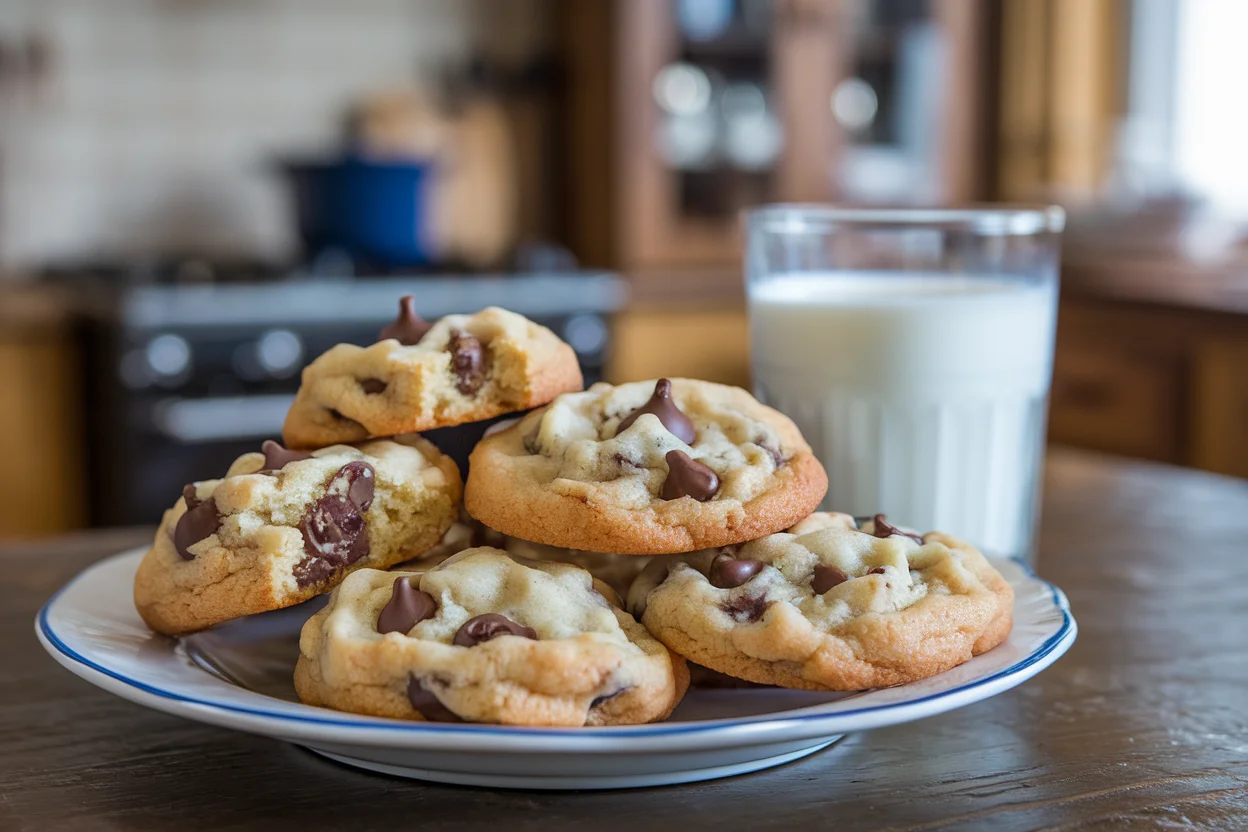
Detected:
left=609, top=308, right=749, bottom=387
left=1051, top=268, right=1248, bottom=478
left=0, top=291, right=84, bottom=538
left=1192, top=337, right=1248, bottom=477
left=557, top=0, right=991, bottom=270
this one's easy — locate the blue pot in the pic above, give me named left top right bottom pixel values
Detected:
left=283, top=157, right=436, bottom=267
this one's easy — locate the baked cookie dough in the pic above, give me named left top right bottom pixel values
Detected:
left=294, top=548, right=688, bottom=726
left=464, top=378, right=828, bottom=554
left=134, top=436, right=462, bottom=635
left=627, top=512, right=1014, bottom=690
left=282, top=297, right=583, bottom=449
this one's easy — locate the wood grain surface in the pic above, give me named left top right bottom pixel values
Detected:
left=3, top=449, right=1247, bottom=831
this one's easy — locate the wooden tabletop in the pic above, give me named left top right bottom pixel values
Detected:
left=3, top=448, right=1247, bottom=830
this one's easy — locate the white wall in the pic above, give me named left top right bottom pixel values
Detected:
left=0, top=0, right=488, bottom=271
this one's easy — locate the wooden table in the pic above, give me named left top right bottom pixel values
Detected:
left=3, top=449, right=1247, bottom=830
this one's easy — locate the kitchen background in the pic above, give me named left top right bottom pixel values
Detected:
left=1, top=0, right=1246, bottom=539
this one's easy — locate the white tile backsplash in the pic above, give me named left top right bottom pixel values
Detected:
left=0, top=0, right=487, bottom=271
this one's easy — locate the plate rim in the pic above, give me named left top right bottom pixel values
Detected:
left=37, top=547, right=1077, bottom=751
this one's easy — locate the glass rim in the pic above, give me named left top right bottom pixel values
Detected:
left=743, top=203, right=1066, bottom=236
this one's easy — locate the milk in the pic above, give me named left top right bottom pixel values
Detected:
left=749, top=272, right=1058, bottom=559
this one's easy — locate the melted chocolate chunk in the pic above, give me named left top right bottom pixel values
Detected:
left=293, top=462, right=375, bottom=587
left=615, top=378, right=696, bottom=443
left=452, top=613, right=537, bottom=647
left=870, top=514, right=924, bottom=545
left=811, top=564, right=849, bottom=594
left=182, top=483, right=202, bottom=511
left=342, top=460, right=376, bottom=511
left=360, top=378, right=387, bottom=395
left=661, top=450, right=719, bottom=501
left=406, top=675, right=462, bottom=722
left=719, top=594, right=769, bottom=622
left=377, top=576, right=437, bottom=634
left=709, top=554, right=764, bottom=588
left=261, top=439, right=313, bottom=471
left=173, top=494, right=220, bottom=561
left=447, top=330, right=487, bottom=395
left=868, top=566, right=888, bottom=575
left=379, top=295, right=433, bottom=345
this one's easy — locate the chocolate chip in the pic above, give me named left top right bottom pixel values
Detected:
left=870, top=514, right=924, bottom=545
left=173, top=493, right=220, bottom=561
left=868, top=566, right=888, bottom=575
left=182, top=483, right=202, bottom=511
left=294, top=462, right=375, bottom=587
left=360, top=378, right=387, bottom=394
left=719, top=594, right=769, bottom=622
left=377, top=576, right=437, bottom=634
left=710, top=554, right=764, bottom=588
left=406, top=675, right=462, bottom=722
left=811, top=564, right=849, bottom=593
left=661, top=450, right=719, bottom=501
left=616, top=378, right=696, bottom=444
left=452, top=613, right=537, bottom=647
left=261, top=439, right=313, bottom=471
left=447, top=329, right=487, bottom=395
left=342, top=460, right=375, bottom=511
left=379, top=295, right=433, bottom=345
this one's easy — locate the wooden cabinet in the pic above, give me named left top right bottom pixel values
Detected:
left=557, top=0, right=991, bottom=271
left=1050, top=341, right=1182, bottom=461
left=608, top=308, right=749, bottom=386
left=1051, top=293, right=1248, bottom=478
left=0, top=306, right=84, bottom=538
left=1192, top=338, right=1248, bottom=477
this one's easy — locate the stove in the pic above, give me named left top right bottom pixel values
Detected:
left=60, top=270, right=626, bottom=526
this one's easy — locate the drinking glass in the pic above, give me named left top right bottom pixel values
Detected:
left=745, top=205, right=1065, bottom=562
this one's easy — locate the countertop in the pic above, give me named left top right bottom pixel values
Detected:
left=3, top=447, right=1247, bottom=830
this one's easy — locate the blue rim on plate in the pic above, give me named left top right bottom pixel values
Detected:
left=36, top=550, right=1075, bottom=740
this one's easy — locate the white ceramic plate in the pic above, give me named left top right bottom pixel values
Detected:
left=37, top=548, right=1075, bottom=790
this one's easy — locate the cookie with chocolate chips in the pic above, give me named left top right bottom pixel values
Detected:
left=293, top=548, right=688, bottom=726
left=281, top=299, right=583, bottom=449
left=133, top=435, right=462, bottom=635
left=464, top=378, right=828, bottom=554
left=627, top=512, right=1014, bottom=690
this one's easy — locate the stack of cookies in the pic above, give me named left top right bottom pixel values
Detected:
left=133, top=297, right=1014, bottom=728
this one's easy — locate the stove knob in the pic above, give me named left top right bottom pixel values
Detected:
left=255, top=329, right=304, bottom=378
left=562, top=314, right=608, bottom=357
left=145, top=333, right=191, bottom=382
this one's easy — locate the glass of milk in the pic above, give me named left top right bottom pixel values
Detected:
left=745, top=205, right=1065, bottom=563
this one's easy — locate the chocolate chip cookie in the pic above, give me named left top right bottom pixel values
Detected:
left=294, top=548, right=689, bottom=726
left=464, top=378, right=828, bottom=554
left=282, top=298, right=583, bottom=448
left=133, top=436, right=462, bottom=635
left=627, top=512, right=1014, bottom=690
